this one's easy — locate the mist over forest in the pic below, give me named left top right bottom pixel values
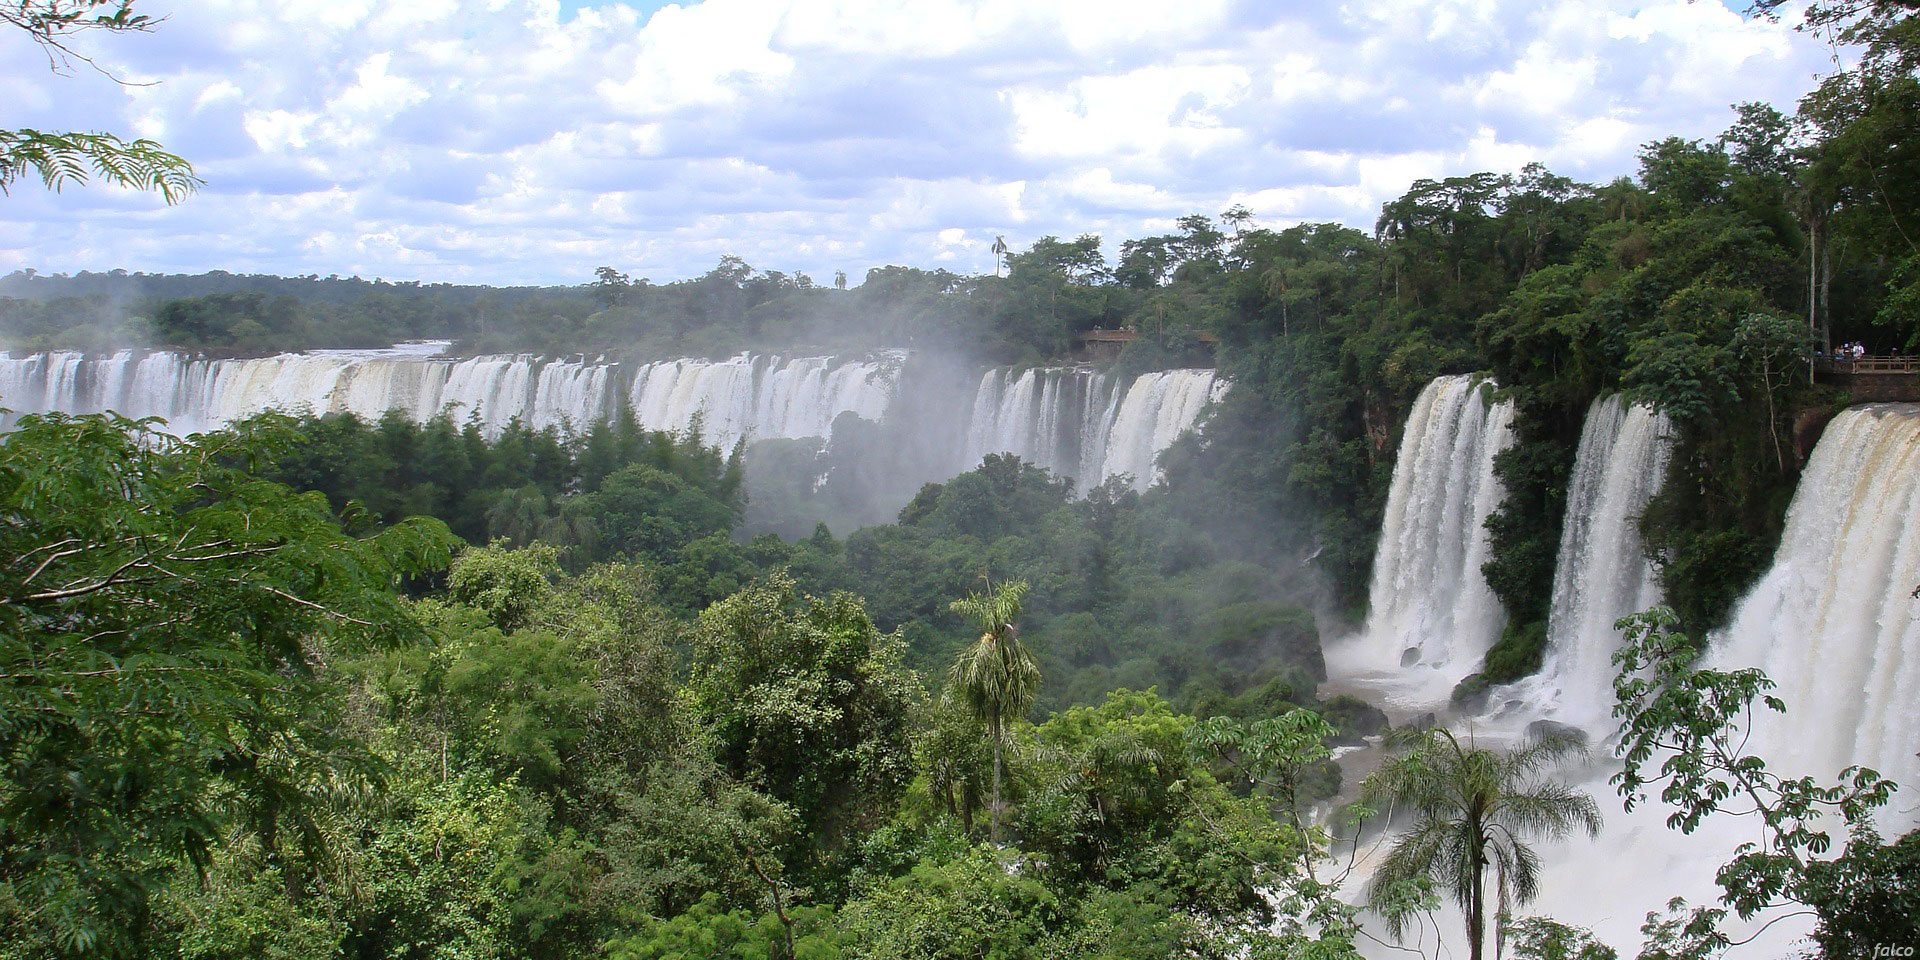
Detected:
left=3, top=0, right=1919, bottom=958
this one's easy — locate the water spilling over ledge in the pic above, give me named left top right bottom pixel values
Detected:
left=1713, top=402, right=1920, bottom=801
left=0, top=345, right=1226, bottom=496
left=1330, top=374, right=1515, bottom=707
left=1491, top=396, right=1674, bottom=734
left=1337, top=378, right=1920, bottom=956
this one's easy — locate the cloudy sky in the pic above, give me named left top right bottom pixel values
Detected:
left=1, top=0, right=1836, bottom=286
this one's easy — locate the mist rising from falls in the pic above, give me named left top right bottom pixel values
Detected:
left=1492, top=396, right=1673, bottom=732
left=1332, top=375, right=1515, bottom=706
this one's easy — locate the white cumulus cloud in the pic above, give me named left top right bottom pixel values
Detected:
left=0, top=0, right=1833, bottom=285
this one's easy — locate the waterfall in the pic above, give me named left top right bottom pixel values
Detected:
left=1332, top=374, right=1515, bottom=706
left=959, top=366, right=1223, bottom=492
left=0, top=343, right=535, bottom=435
left=962, top=367, right=1105, bottom=486
left=0, top=345, right=896, bottom=446
left=628, top=355, right=758, bottom=448
left=1095, top=370, right=1229, bottom=490
left=1323, top=384, right=1915, bottom=958
left=624, top=353, right=896, bottom=451
left=1492, top=396, right=1673, bottom=732
left=1512, top=402, right=1920, bottom=955
left=1, top=346, right=1223, bottom=499
left=1713, top=402, right=1920, bottom=799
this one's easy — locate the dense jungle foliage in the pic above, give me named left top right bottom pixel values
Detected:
left=3, top=1, right=1919, bottom=956
left=0, top=414, right=1422, bottom=959
left=247, top=407, right=1354, bottom=725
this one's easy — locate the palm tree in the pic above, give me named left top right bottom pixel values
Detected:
left=947, top=578, right=1038, bottom=844
left=1364, top=727, right=1600, bottom=960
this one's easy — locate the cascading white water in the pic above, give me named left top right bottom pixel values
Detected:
left=1491, top=396, right=1674, bottom=732
left=964, top=367, right=1104, bottom=486
left=0, top=343, right=555, bottom=435
left=1346, top=402, right=1920, bottom=958
left=0, top=345, right=896, bottom=444
left=1331, top=374, right=1515, bottom=707
left=1096, top=370, right=1230, bottom=490
left=960, top=366, right=1223, bottom=492
left=624, top=353, right=897, bottom=451
left=527, top=359, right=614, bottom=431
left=1, top=346, right=1223, bottom=498
left=1515, top=403, right=1920, bottom=954
left=1713, top=403, right=1920, bottom=801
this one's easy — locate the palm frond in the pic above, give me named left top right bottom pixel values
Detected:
left=1365, top=722, right=1600, bottom=949
left=946, top=579, right=1039, bottom=729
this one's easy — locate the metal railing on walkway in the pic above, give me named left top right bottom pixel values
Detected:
left=1817, top=356, right=1920, bottom=375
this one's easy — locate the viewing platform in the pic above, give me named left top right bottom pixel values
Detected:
left=1073, top=329, right=1218, bottom=363
left=1815, top=356, right=1920, bottom=402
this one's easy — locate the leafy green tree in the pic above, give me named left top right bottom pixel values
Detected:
left=445, top=541, right=560, bottom=632
left=2, top=2, right=201, bottom=202
left=836, top=848, right=1064, bottom=960
left=146, top=832, right=345, bottom=960
left=555, top=561, right=681, bottom=767
left=1188, top=709, right=1340, bottom=879
left=594, top=459, right=744, bottom=562
left=1221, top=203, right=1255, bottom=237
left=603, top=892, right=845, bottom=960
left=1503, top=916, right=1617, bottom=960
left=1024, top=234, right=1109, bottom=283
left=1183, top=708, right=1435, bottom=960
left=911, top=695, right=993, bottom=835
left=0, top=413, right=454, bottom=955
left=153, top=292, right=307, bottom=350
left=1788, top=0, right=1920, bottom=351
left=1611, top=608, right=1914, bottom=957
left=589, top=749, right=798, bottom=922
left=1115, top=235, right=1175, bottom=289
left=328, top=763, right=535, bottom=960
left=1017, top=689, right=1311, bottom=937
left=485, top=483, right=551, bottom=546
left=948, top=579, right=1039, bottom=844
left=591, top=266, right=633, bottom=309
left=689, top=573, right=921, bottom=877
left=1020, top=692, right=1195, bottom=881
left=1173, top=214, right=1227, bottom=275
left=401, top=601, right=598, bottom=791
left=1364, top=727, right=1601, bottom=960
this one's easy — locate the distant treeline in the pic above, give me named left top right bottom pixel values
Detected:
left=0, top=255, right=1218, bottom=366
left=0, top=270, right=582, bottom=356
